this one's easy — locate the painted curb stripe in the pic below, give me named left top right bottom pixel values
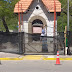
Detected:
left=0, top=58, right=23, bottom=60
left=60, top=58, right=72, bottom=60
left=0, top=55, right=43, bottom=60
left=43, top=58, right=72, bottom=60
left=1, top=56, right=72, bottom=60
left=23, top=55, right=43, bottom=60
left=43, top=58, right=56, bottom=60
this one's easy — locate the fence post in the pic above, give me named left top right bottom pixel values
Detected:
left=64, top=26, right=67, bottom=55
left=23, top=32, right=25, bottom=54
left=19, top=32, right=23, bottom=54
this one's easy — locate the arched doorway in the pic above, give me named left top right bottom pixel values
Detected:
left=28, top=16, right=47, bottom=41
left=32, top=19, right=43, bottom=33
left=32, top=19, right=43, bottom=41
left=28, top=16, right=47, bottom=34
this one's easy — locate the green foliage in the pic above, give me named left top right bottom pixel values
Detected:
left=58, top=0, right=72, bottom=32
left=0, top=0, right=19, bottom=32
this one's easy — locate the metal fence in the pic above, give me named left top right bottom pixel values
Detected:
left=0, top=32, right=65, bottom=55
left=69, top=32, right=72, bottom=54
left=24, top=32, right=65, bottom=55
left=0, top=32, right=24, bottom=54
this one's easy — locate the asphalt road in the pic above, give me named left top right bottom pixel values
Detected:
left=0, top=60, right=72, bottom=72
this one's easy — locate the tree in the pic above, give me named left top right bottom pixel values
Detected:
left=58, top=0, right=72, bottom=32
left=0, top=0, right=19, bottom=32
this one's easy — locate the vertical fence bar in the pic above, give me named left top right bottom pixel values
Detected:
left=21, top=3, right=25, bottom=54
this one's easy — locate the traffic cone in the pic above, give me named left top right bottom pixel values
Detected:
left=56, top=51, right=60, bottom=65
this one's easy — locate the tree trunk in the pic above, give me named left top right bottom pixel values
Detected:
left=2, top=16, right=9, bottom=32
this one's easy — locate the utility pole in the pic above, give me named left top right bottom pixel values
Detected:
left=67, top=0, right=69, bottom=31
left=67, top=0, right=70, bottom=55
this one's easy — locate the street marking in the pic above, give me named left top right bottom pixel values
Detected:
left=0, top=55, right=72, bottom=60
left=0, top=58, right=23, bottom=60
left=0, top=55, right=43, bottom=60
left=43, top=58, right=56, bottom=60
left=43, top=58, right=72, bottom=60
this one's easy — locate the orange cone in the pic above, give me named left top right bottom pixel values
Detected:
left=56, top=51, right=60, bottom=65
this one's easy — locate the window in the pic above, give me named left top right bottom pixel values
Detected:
left=36, top=6, right=39, bottom=9
left=32, top=19, right=43, bottom=25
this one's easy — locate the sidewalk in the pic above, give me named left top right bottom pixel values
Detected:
left=0, top=52, right=24, bottom=60
left=0, top=52, right=23, bottom=58
left=0, top=52, right=72, bottom=60
left=43, top=55, right=72, bottom=60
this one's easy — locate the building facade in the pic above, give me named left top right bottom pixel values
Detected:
left=14, top=0, right=61, bottom=42
left=14, top=0, right=61, bottom=53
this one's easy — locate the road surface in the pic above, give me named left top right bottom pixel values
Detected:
left=0, top=60, right=72, bottom=72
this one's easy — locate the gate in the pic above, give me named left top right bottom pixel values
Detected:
left=24, top=32, right=65, bottom=55
left=56, top=32, right=65, bottom=55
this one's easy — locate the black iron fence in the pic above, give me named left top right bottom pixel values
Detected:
left=68, top=32, right=72, bottom=54
left=24, top=32, right=65, bottom=55
left=0, top=32, right=66, bottom=55
left=0, top=32, right=24, bottom=54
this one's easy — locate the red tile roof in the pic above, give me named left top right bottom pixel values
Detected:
left=14, top=0, right=61, bottom=13
left=42, top=0, right=61, bottom=12
left=14, top=0, right=33, bottom=13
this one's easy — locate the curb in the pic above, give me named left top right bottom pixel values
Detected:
left=0, top=57, right=23, bottom=60
left=0, top=55, right=72, bottom=60
left=43, top=58, right=56, bottom=60
left=23, top=55, right=43, bottom=60
left=43, top=57, right=72, bottom=60
left=0, top=55, right=43, bottom=60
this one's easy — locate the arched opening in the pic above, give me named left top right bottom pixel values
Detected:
left=32, top=19, right=43, bottom=41
left=28, top=16, right=47, bottom=41
left=32, top=19, right=43, bottom=25
left=32, top=19, right=43, bottom=33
